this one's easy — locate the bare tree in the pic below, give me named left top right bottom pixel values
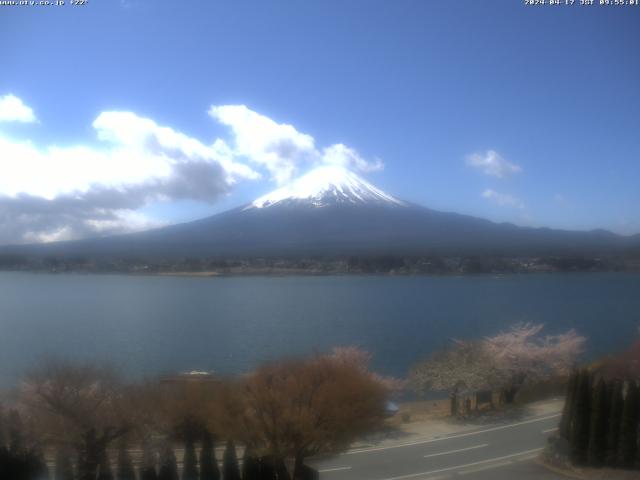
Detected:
left=240, top=354, right=387, bottom=479
left=18, top=360, right=130, bottom=480
left=327, top=346, right=406, bottom=395
left=594, top=339, right=640, bottom=381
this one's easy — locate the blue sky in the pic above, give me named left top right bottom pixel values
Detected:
left=0, top=0, right=639, bottom=244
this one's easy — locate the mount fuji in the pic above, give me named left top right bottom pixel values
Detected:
left=3, top=166, right=639, bottom=259
left=246, top=166, right=405, bottom=210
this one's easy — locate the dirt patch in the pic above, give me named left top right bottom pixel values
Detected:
left=385, top=399, right=450, bottom=427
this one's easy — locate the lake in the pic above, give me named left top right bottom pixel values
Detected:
left=0, top=271, right=638, bottom=387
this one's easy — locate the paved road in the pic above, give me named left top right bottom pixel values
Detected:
left=311, top=413, right=567, bottom=480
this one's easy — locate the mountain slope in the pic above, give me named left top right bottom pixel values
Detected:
left=2, top=166, right=639, bottom=259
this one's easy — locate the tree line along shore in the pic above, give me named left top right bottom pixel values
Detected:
left=2, top=324, right=640, bottom=479
left=2, top=253, right=640, bottom=275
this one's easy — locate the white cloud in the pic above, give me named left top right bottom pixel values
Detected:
left=466, top=150, right=521, bottom=178
left=322, top=143, right=383, bottom=172
left=209, top=105, right=316, bottom=184
left=0, top=94, right=37, bottom=123
left=0, top=109, right=261, bottom=244
left=0, top=100, right=383, bottom=244
left=209, top=104, right=383, bottom=183
left=0, top=111, right=258, bottom=201
left=482, top=189, right=525, bottom=209
left=20, top=211, right=163, bottom=244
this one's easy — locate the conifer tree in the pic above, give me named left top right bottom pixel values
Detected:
left=182, top=437, right=198, bottom=480
left=222, top=440, right=240, bottom=480
left=241, top=449, right=261, bottom=480
left=587, top=378, right=608, bottom=467
left=4, top=410, right=27, bottom=480
left=158, top=444, right=178, bottom=480
left=27, top=447, right=49, bottom=480
left=7, top=410, right=24, bottom=455
left=97, top=450, right=114, bottom=480
left=198, top=431, right=219, bottom=480
left=0, top=407, right=9, bottom=480
left=273, top=457, right=290, bottom=480
left=55, top=446, right=75, bottom=480
left=606, top=380, right=624, bottom=467
left=0, top=405, right=6, bottom=449
left=294, top=464, right=319, bottom=480
left=569, top=369, right=591, bottom=465
left=618, top=381, right=639, bottom=468
left=140, top=441, right=158, bottom=480
left=2, top=412, right=51, bottom=480
left=116, top=440, right=136, bottom=480
left=258, top=457, right=276, bottom=480
left=0, top=444, right=10, bottom=480
left=559, top=370, right=578, bottom=440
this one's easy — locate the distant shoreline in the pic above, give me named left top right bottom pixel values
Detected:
left=2, top=266, right=640, bottom=278
left=2, top=251, right=640, bottom=277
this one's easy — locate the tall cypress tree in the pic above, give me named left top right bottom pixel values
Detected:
left=241, top=449, right=261, bottom=480
left=116, top=440, right=135, bottom=480
left=198, top=431, right=219, bottom=480
left=140, top=441, right=158, bottom=480
left=0, top=444, right=11, bottom=480
left=158, top=444, right=178, bottom=480
left=0, top=406, right=6, bottom=449
left=27, top=447, right=49, bottom=480
left=559, top=370, right=579, bottom=440
left=222, top=440, right=240, bottom=480
left=606, top=380, right=624, bottom=467
left=258, top=457, right=277, bottom=480
left=0, top=407, right=9, bottom=480
left=274, top=457, right=290, bottom=480
left=55, top=445, right=75, bottom=480
left=587, top=378, right=608, bottom=467
left=5, top=411, right=27, bottom=480
left=97, top=450, right=114, bottom=480
left=7, top=410, right=23, bottom=455
left=182, top=437, right=198, bottom=480
left=569, top=369, right=591, bottom=466
left=618, top=381, right=639, bottom=468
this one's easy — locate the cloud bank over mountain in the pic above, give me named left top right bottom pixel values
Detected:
left=0, top=97, right=384, bottom=245
left=208, top=105, right=383, bottom=184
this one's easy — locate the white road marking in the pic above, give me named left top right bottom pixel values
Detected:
left=344, top=413, right=561, bottom=455
left=318, top=466, right=352, bottom=473
left=542, top=427, right=558, bottom=433
left=380, top=447, right=544, bottom=480
left=423, top=443, right=488, bottom=458
left=458, top=460, right=512, bottom=475
left=517, top=453, right=541, bottom=461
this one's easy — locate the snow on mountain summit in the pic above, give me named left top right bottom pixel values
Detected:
left=247, top=166, right=405, bottom=209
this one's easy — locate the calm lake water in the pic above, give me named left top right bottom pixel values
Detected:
left=0, top=272, right=639, bottom=387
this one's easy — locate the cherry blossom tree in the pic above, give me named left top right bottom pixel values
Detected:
left=483, top=323, right=586, bottom=403
left=409, top=340, right=504, bottom=415
left=410, top=323, right=586, bottom=412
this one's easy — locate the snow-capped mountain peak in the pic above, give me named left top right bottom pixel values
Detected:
left=247, top=166, right=405, bottom=209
